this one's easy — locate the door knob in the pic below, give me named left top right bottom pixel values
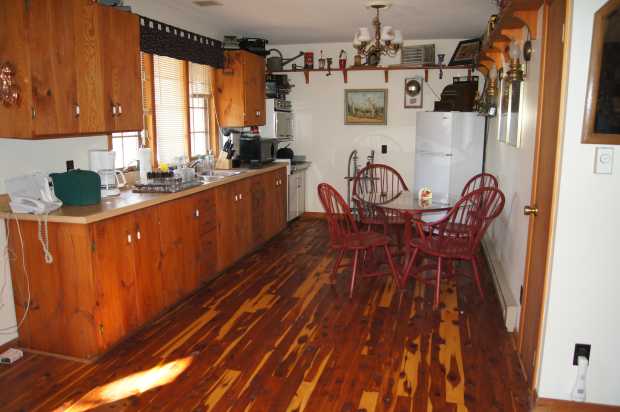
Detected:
left=524, top=205, right=539, bottom=216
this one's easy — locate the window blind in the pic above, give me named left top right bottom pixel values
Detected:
left=188, top=62, right=211, bottom=156
left=153, top=55, right=187, bottom=164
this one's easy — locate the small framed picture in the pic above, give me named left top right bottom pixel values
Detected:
left=404, top=77, right=423, bottom=109
left=345, top=89, right=388, bottom=125
left=449, top=38, right=481, bottom=66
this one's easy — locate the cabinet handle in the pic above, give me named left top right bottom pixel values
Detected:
left=127, top=234, right=132, bottom=244
left=195, top=209, right=200, bottom=218
left=31, top=108, right=36, bottom=119
left=256, top=110, right=261, bottom=117
left=75, top=104, right=80, bottom=118
left=136, top=230, right=141, bottom=240
left=239, top=193, right=243, bottom=200
left=117, top=104, right=123, bottom=115
left=112, top=104, right=118, bottom=116
left=234, top=195, right=238, bottom=202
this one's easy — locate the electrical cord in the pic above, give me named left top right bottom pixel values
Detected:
left=37, top=214, right=53, bottom=264
left=0, top=217, right=31, bottom=334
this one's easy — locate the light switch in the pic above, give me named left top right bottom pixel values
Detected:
left=594, top=147, right=614, bottom=174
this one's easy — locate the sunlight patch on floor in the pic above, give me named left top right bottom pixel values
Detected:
left=56, top=356, right=193, bottom=412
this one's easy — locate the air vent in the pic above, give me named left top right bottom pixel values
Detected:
left=193, top=0, right=223, bottom=6
left=401, top=44, right=436, bottom=66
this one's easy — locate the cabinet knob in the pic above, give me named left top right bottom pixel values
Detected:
left=117, top=104, right=123, bottom=115
left=195, top=209, right=200, bottom=218
left=256, top=110, right=261, bottom=117
left=112, top=104, right=118, bottom=116
left=127, top=234, right=132, bottom=244
left=234, top=195, right=238, bottom=202
left=239, top=193, right=243, bottom=200
left=31, top=108, right=36, bottom=119
left=136, top=230, right=141, bottom=240
left=75, top=104, right=80, bottom=118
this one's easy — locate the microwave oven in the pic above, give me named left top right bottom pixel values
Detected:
left=259, top=99, right=294, bottom=140
left=239, top=136, right=278, bottom=164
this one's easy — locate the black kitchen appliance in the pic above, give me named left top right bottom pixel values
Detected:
left=239, top=135, right=278, bottom=164
left=238, top=38, right=268, bottom=56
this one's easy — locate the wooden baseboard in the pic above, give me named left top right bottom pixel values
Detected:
left=301, top=212, right=326, bottom=219
left=534, top=397, right=620, bottom=411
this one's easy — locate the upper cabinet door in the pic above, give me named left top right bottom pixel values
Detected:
left=243, top=52, right=266, bottom=126
left=71, top=0, right=107, bottom=135
left=100, top=6, right=143, bottom=132
left=28, top=0, right=80, bottom=136
left=214, top=50, right=265, bottom=128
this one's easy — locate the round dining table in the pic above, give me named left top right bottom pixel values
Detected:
left=355, top=190, right=455, bottom=282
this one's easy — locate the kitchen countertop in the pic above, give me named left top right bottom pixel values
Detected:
left=0, top=163, right=286, bottom=225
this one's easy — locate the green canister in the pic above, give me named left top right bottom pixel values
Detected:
left=50, top=170, right=101, bottom=206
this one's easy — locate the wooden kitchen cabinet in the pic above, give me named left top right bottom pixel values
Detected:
left=0, top=0, right=142, bottom=138
left=5, top=167, right=285, bottom=359
left=215, top=178, right=252, bottom=271
left=214, top=50, right=266, bottom=127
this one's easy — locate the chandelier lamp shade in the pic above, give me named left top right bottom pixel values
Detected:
left=353, top=0, right=403, bottom=62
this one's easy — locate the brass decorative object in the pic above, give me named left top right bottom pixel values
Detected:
left=506, top=41, right=524, bottom=82
left=0, top=62, right=20, bottom=107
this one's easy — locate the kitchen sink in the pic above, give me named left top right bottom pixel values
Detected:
left=199, top=169, right=246, bottom=182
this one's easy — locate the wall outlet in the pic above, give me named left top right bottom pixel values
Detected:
left=381, top=144, right=387, bottom=154
left=66, top=160, right=75, bottom=171
left=573, top=343, right=591, bottom=365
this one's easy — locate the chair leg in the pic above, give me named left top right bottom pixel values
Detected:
left=434, top=257, right=443, bottom=309
left=402, top=248, right=419, bottom=287
left=350, top=250, right=360, bottom=299
left=471, top=255, right=485, bottom=301
left=383, top=244, right=401, bottom=288
left=332, top=249, right=345, bottom=276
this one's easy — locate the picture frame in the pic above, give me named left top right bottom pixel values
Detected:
left=448, top=38, right=481, bottom=66
left=404, top=77, right=423, bottom=109
left=582, top=0, right=620, bottom=144
left=345, top=89, right=388, bottom=125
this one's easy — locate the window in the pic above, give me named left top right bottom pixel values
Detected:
left=189, top=62, right=212, bottom=157
left=109, top=53, right=214, bottom=168
left=110, top=131, right=143, bottom=169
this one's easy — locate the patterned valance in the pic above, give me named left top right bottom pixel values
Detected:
left=139, top=16, right=224, bottom=68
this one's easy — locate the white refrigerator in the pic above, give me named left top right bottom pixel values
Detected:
left=414, top=112, right=485, bottom=203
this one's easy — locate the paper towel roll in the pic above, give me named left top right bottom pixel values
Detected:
left=137, top=148, right=153, bottom=182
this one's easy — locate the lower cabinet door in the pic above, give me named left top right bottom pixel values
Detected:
left=91, top=213, right=139, bottom=350
left=133, top=206, right=165, bottom=322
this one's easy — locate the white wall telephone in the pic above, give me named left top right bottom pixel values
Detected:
left=5, top=172, right=62, bottom=214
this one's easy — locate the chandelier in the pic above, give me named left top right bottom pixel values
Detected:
left=353, top=0, right=403, bottom=65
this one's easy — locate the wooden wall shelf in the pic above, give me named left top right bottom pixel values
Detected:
left=269, top=64, right=474, bottom=85
left=478, top=0, right=543, bottom=75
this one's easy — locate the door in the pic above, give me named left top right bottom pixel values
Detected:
left=133, top=206, right=164, bottom=322
left=91, top=213, right=139, bottom=349
left=101, top=5, right=143, bottom=132
left=415, top=111, right=453, bottom=154
left=243, top=51, right=266, bottom=126
left=288, top=173, right=299, bottom=221
left=216, top=179, right=251, bottom=271
left=28, top=0, right=79, bottom=136
left=449, top=113, right=485, bottom=199
left=518, top=0, right=567, bottom=386
left=251, top=174, right=268, bottom=245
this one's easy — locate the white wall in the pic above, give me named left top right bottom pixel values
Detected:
left=537, top=0, right=620, bottom=405
left=274, top=40, right=473, bottom=212
left=483, top=6, right=544, bottom=329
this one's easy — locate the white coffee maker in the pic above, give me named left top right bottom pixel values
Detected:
left=89, top=150, right=126, bottom=197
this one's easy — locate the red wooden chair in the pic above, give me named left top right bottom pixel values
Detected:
left=402, top=187, right=505, bottom=309
left=351, top=164, right=408, bottom=233
left=461, top=172, right=499, bottom=196
left=318, top=183, right=401, bottom=298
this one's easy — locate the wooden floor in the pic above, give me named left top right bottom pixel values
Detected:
left=0, top=218, right=530, bottom=412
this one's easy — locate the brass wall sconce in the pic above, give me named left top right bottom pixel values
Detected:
left=487, top=65, right=498, bottom=97
left=507, top=41, right=524, bottom=82
left=0, top=62, right=20, bottom=107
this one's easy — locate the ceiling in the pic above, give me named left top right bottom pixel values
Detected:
left=166, top=0, right=498, bottom=44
